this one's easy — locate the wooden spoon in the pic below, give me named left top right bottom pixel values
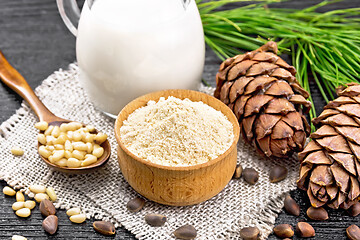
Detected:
left=0, top=51, right=111, bottom=174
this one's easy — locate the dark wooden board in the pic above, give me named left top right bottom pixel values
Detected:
left=0, top=0, right=359, bottom=239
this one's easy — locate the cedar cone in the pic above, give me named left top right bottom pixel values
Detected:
left=298, top=83, right=360, bottom=209
left=215, top=41, right=311, bottom=158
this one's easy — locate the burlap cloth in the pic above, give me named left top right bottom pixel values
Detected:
left=0, top=64, right=299, bottom=239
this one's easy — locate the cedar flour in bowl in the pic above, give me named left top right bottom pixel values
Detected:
left=120, top=96, right=234, bottom=166
left=114, top=89, right=240, bottom=206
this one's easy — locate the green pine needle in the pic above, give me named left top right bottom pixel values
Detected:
left=199, top=0, right=360, bottom=131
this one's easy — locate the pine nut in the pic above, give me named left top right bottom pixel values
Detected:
left=12, top=201, right=25, bottom=211
left=95, top=133, right=107, bottom=144
left=60, top=123, right=69, bottom=132
left=73, top=142, right=88, bottom=151
left=54, top=144, right=64, bottom=150
left=81, top=155, right=97, bottom=167
left=73, top=131, right=82, bottom=141
left=67, top=158, right=81, bottom=168
left=12, top=235, right=27, bottom=240
left=52, top=150, right=65, bottom=161
left=34, top=193, right=50, bottom=202
left=86, top=142, right=93, bottom=154
left=11, top=146, right=24, bottom=156
left=37, top=134, right=46, bottom=145
left=54, top=134, right=67, bottom=145
left=16, top=191, right=25, bottom=202
left=66, top=208, right=81, bottom=216
left=93, top=147, right=104, bottom=158
left=16, top=208, right=31, bottom=218
left=46, top=187, right=57, bottom=202
left=46, top=135, right=56, bottom=145
left=44, top=125, right=54, bottom=136
left=48, top=155, right=55, bottom=163
left=86, top=125, right=95, bottom=132
left=65, top=140, right=73, bottom=151
left=72, top=150, right=86, bottom=160
left=29, top=185, right=46, bottom=193
left=51, top=126, right=60, bottom=138
left=3, top=186, right=16, bottom=196
left=67, top=131, right=74, bottom=140
left=35, top=121, right=48, bottom=131
left=70, top=214, right=86, bottom=223
left=45, top=145, right=55, bottom=152
left=56, top=158, right=68, bottom=167
left=24, top=200, right=36, bottom=210
left=36, top=121, right=106, bottom=168
left=68, top=122, right=82, bottom=131
left=84, top=133, right=94, bottom=143
left=64, top=150, right=72, bottom=159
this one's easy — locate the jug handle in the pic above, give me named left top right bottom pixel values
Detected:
left=56, top=0, right=81, bottom=37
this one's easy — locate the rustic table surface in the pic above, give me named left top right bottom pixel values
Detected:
left=0, top=0, right=359, bottom=239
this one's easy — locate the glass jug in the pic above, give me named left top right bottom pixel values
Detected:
left=57, top=0, right=205, bottom=118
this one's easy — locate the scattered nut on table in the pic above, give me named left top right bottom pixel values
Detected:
left=284, top=195, right=300, bottom=216
left=269, top=166, right=288, bottom=183
left=306, top=206, right=328, bottom=221
left=273, top=224, right=294, bottom=238
left=127, top=197, right=145, bottom=213
left=15, top=208, right=31, bottom=218
left=12, top=201, right=25, bottom=211
left=46, top=187, right=57, bottom=202
left=29, top=185, right=46, bottom=193
left=93, top=221, right=116, bottom=236
left=242, top=168, right=259, bottom=185
left=3, top=186, right=16, bottom=196
left=69, top=214, right=87, bottom=224
left=34, top=193, right=50, bottom=202
left=24, top=200, right=36, bottom=210
left=12, top=235, right=27, bottom=240
left=145, top=214, right=167, bottom=227
left=296, top=222, right=315, bottom=237
left=42, top=215, right=58, bottom=235
left=173, top=224, right=197, bottom=240
left=11, top=146, right=24, bottom=156
left=66, top=207, right=81, bottom=216
left=240, top=226, right=260, bottom=240
left=233, top=164, right=243, bottom=179
left=16, top=191, right=25, bottom=202
left=39, top=199, right=56, bottom=216
left=346, top=225, right=360, bottom=240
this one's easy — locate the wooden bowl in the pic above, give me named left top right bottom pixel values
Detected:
left=114, top=89, right=240, bottom=206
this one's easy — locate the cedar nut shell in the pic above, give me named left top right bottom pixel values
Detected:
left=273, top=224, right=294, bottom=238
left=243, top=168, right=259, bottom=185
left=173, top=224, right=197, bottom=239
left=39, top=199, right=56, bottom=217
left=240, top=226, right=260, bottom=240
left=296, top=222, right=315, bottom=237
left=93, top=221, right=116, bottom=236
left=284, top=195, right=300, bottom=216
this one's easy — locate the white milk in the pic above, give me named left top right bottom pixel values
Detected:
left=76, top=0, right=205, bottom=117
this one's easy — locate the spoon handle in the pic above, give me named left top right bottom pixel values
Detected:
left=0, top=50, right=58, bottom=122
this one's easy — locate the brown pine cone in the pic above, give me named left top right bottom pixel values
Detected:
left=215, top=41, right=311, bottom=158
left=298, top=83, right=360, bottom=209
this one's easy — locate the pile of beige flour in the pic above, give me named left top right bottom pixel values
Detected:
left=120, top=96, right=234, bottom=166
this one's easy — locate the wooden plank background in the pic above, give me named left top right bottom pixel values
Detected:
left=0, top=0, right=359, bottom=239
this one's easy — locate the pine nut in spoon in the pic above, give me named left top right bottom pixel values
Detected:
left=0, top=50, right=111, bottom=174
